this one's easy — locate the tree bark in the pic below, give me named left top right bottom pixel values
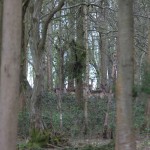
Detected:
left=100, top=33, right=108, bottom=86
left=47, top=24, right=53, bottom=91
left=19, top=0, right=31, bottom=111
left=0, top=0, right=22, bottom=149
left=115, top=0, right=136, bottom=150
left=67, top=1, right=76, bottom=91
left=83, top=3, right=89, bottom=135
left=0, top=0, right=3, bottom=66
left=146, top=26, right=150, bottom=136
left=58, top=10, right=63, bottom=129
left=75, top=3, right=85, bottom=108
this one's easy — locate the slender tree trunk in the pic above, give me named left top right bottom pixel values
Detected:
left=76, top=3, right=85, bottom=107
left=0, top=0, right=22, bottom=149
left=19, top=0, right=31, bottom=111
left=67, top=1, right=75, bottom=91
left=146, top=26, right=150, bottom=137
left=115, top=0, right=136, bottom=150
left=59, top=13, right=64, bottom=92
left=100, top=33, right=108, bottom=86
left=101, top=37, right=111, bottom=139
left=103, top=93, right=113, bottom=139
left=47, top=24, right=53, bottom=91
left=76, top=78, right=84, bottom=107
left=58, top=10, right=63, bottom=129
left=83, top=4, right=89, bottom=135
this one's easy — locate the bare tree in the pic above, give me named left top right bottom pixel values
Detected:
left=30, top=0, right=65, bottom=130
left=0, top=0, right=22, bottom=150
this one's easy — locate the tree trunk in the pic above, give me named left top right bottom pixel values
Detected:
left=0, top=0, right=3, bottom=66
left=115, top=0, right=136, bottom=150
left=146, top=26, right=150, bottom=136
left=30, top=54, right=45, bottom=130
left=47, top=24, right=53, bottom=91
left=19, top=0, right=31, bottom=111
left=29, top=0, right=65, bottom=130
left=100, top=33, right=108, bottom=86
left=67, top=1, right=76, bottom=91
left=58, top=11, right=64, bottom=92
left=83, top=4, right=89, bottom=135
left=58, top=10, right=63, bottom=129
left=75, top=3, right=85, bottom=107
left=76, top=78, right=84, bottom=107
left=30, top=0, right=44, bottom=130
left=0, top=0, right=22, bottom=149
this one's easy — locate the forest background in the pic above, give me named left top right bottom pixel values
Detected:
left=0, top=0, right=150, bottom=150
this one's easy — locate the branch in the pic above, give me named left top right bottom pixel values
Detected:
left=62, top=2, right=117, bottom=12
left=38, top=0, right=65, bottom=53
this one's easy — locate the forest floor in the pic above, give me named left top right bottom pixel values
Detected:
left=69, top=138, right=111, bottom=147
left=18, top=137, right=150, bottom=150
left=46, top=136, right=150, bottom=150
left=136, top=137, right=150, bottom=150
left=70, top=138, right=150, bottom=150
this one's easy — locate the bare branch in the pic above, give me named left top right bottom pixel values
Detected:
left=38, top=0, right=65, bottom=53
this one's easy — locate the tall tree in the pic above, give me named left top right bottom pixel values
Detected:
left=30, top=0, right=65, bottom=130
left=100, top=33, right=108, bottom=87
left=67, top=0, right=76, bottom=91
left=19, top=0, right=31, bottom=111
left=115, top=0, right=136, bottom=150
left=0, top=0, right=22, bottom=149
left=75, top=2, right=86, bottom=108
left=29, top=0, right=44, bottom=130
left=46, top=24, right=53, bottom=91
left=83, top=3, right=89, bottom=134
left=145, top=26, right=150, bottom=135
